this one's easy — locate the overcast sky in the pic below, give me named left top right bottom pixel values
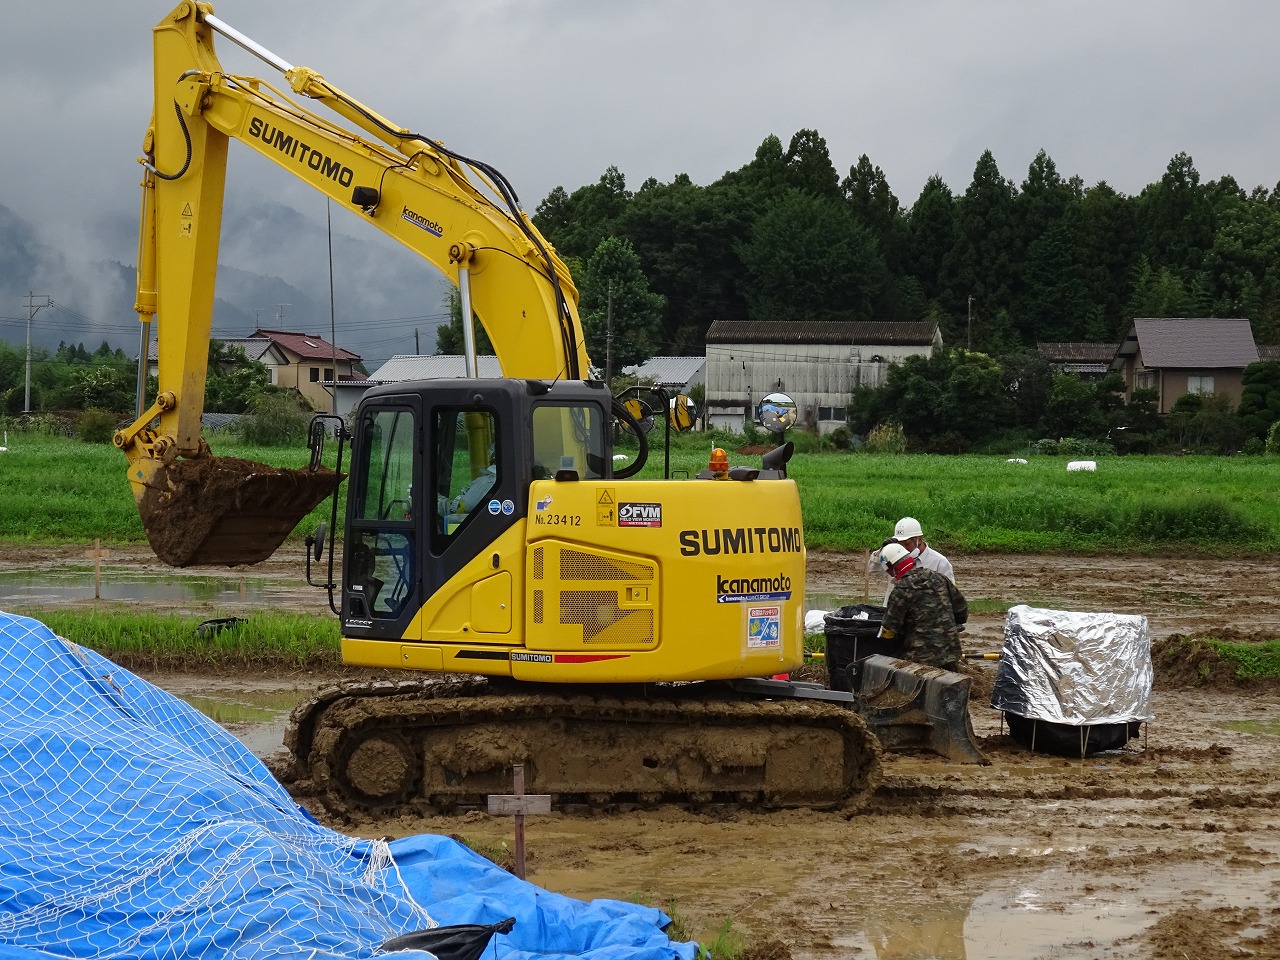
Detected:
left=2, top=0, right=1277, bottom=355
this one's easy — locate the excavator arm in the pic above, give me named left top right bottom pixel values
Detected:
left=116, top=1, right=590, bottom=566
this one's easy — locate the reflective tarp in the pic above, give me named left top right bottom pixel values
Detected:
left=990, top=605, right=1154, bottom=725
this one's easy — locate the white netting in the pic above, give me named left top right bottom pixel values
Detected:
left=0, top=611, right=695, bottom=960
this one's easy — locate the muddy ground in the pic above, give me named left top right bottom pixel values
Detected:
left=4, top=546, right=1280, bottom=959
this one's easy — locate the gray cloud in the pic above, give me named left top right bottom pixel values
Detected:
left=2, top=0, right=1277, bottom=360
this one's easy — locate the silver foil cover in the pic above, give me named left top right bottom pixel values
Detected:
left=990, top=605, right=1154, bottom=725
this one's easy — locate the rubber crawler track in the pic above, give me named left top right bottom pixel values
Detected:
left=274, top=678, right=883, bottom=819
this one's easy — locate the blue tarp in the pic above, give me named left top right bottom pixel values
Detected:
left=0, top=611, right=697, bottom=960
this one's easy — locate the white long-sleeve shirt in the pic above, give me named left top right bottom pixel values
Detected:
left=883, top=545, right=955, bottom=603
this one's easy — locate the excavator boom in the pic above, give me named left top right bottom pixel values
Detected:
left=117, top=1, right=584, bottom=565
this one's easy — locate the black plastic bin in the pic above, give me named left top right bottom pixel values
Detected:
left=822, top=604, right=895, bottom=692
left=1003, top=714, right=1143, bottom=757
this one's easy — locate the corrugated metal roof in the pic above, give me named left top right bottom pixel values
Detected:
left=622, top=356, right=705, bottom=385
left=1037, top=342, right=1119, bottom=363
left=1118, top=319, right=1259, bottom=369
left=367, top=355, right=504, bottom=382
left=705, top=320, right=938, bottom=345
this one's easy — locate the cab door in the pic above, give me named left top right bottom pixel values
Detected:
left=343, top=398, right=422, bottom=639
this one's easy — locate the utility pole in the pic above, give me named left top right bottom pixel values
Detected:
left=967, top=296, right=974, bottom=351
left=414, top=327, right=420, bottom=354
left=327, top=200, right=338, bottom=414
left=604, top=280, right=614, bottom=386
left=23, top=292, right=49, bottom=413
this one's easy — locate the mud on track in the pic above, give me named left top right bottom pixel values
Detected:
left=7, top=546, right=1280, bottom=958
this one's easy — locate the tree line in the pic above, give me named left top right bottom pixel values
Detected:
left=842, top=347, right=1280, bottom=456
left=0, top=339, right=272, bottom=417
left=532, top=133, right=1280, bottom=371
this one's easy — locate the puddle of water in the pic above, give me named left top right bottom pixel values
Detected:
left=171, top=688, right=301, bottom=759
left=0, top=569, right=275, bottom=605
left=817, top=863, right=1273, bottom=960
left=181, top=691, right=301, bottom=723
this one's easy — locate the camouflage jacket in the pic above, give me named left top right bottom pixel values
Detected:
left=879, top=566, right=968, bottom=669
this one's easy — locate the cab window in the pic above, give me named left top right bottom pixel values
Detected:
left=433, top=408, right=499, bottom=536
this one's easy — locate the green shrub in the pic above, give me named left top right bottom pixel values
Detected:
left=237, top=391, right=311, bottom=446
left=77, top=408, right=118, bottom=444
left=865, top=421, right=907, bottom=454
left=1267, top=421, right=1280, bottom=455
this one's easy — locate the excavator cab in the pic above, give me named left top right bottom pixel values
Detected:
left=340, top=378, right=612, bottom=645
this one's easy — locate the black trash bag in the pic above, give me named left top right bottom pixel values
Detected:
left=822, top=604, right=893, bottom=692
left=380, top=917, right=515, bottom=959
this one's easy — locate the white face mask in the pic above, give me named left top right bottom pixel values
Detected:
left=907, top=546, right=921, bottom=560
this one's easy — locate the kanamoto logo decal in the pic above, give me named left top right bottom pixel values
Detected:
left=618, top=502, right=661, bottom=527
left=716, top=572, right=792, bottom=604
left=401, top=205, right=443, bottom=237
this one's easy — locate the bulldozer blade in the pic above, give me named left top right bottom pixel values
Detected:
left=133, top=455, right=339, bottom=567
left=853, top=654, right=989, bottom=765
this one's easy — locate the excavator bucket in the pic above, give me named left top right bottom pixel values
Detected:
left=853, top=654, right=989, bottom=765
left=132, top=455, right=338, bottom=567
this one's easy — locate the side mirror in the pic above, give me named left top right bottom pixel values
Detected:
left=623, top=397, right=655, bottom=434
left=668, top=395, right=697, bottom=433
left=758, top=393, right=797, bottom=434
left=306, top=521, right=327, bottom=562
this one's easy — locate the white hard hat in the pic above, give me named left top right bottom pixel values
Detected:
left=893, top=517, right=923, bottom=540
left=880, top=542, right=911, bottom=569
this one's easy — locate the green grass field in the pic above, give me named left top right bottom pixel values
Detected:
left=1, top=431, right=1277, bottom=553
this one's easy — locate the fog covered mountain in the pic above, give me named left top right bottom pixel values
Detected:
left=0, top=197, right=452, bottom=369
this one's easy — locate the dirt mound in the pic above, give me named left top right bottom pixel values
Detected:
left=1152, top=632, right=1279, bottom=691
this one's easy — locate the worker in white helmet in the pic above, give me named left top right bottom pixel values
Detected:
left=876, top=516, right=955, bottom=603
left=877, top=541, right=968, bottom=670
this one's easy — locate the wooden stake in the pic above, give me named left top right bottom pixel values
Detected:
left=83, top=539, right=110, bottom=600
left=486, top=763, right=550, bottom=880
left=863, top=548, right=871, bottom=603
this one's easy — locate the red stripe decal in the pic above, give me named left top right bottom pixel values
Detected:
left=552, top=654, right=630, bottom=664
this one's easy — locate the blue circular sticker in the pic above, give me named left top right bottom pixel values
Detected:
left=486, top=499, right=502, bottom=515
left=501, top=499, right=515, bottom=515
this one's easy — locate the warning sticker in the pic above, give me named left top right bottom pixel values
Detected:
left=746, top=605, right=782, bottom=649
left=596, top=487, right=616, bottom=525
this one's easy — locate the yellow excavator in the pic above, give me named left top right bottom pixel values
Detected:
left=116, top=3, right=980, bottom=817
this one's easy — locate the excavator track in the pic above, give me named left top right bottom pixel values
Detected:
left=272, top=677, right=883, bottom=819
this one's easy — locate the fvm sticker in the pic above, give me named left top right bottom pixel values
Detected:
left=618, top=502, right=662, bottom=527
left=486, top=499, right=502, bottom=515
left=746, top=605, right=782, bottom=649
